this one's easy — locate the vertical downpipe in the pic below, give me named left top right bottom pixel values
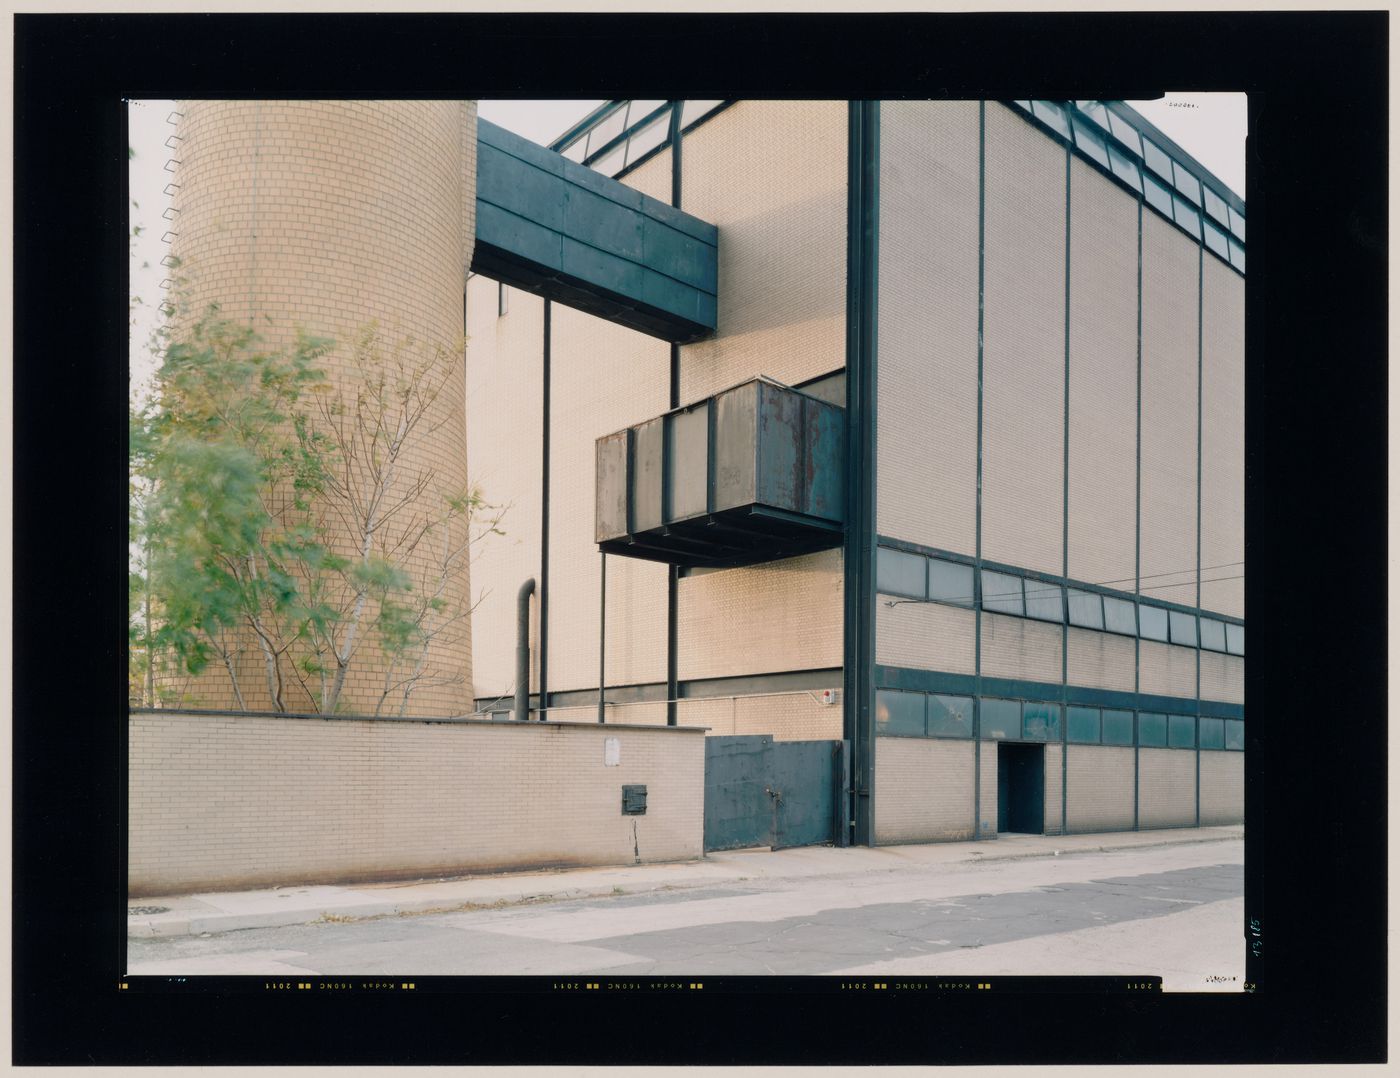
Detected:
left=514, top=578, right=536, bottom=723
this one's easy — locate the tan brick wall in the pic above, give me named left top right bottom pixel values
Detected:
left=1066, top=745, right=1135, bottom=832
left=876, top=595, right=976, bottom=674
left=981, top=103, right=1065, bottom=577
left=1199, top=651, right=1245, bottom=704
left=1139, top=640, right=1198, bottom=700
left=678, top=551, right=843, bottom=681
left=1043, top=742, right=1064, bottom=835
left=874, top=738, right=976, bottom=844
left=465, top=275, right=544, bottom=700
left=169, top=100, right=475, bottom=715
left=980, top=611, right=1063, bottom=685
left=129, top=711, right=704, bottom=895
left=876, top=100, right=979, bottom=555
left=1066, top=627, right=1136, bottom=693
left=1201, top=256, right=1245, bottom=618
left=672, top=692, right=842, bottom=741
left=1199, top=750, right=1244, bottom=825
left=976, top=743, right=998, bottom=837
left=678, top=100, right=847, bottom=400
left=1137, top=747, right=1196, bottom=828
left=1139, top=211, right=1200, bottom=608
left=1068, top=159, right=1138, bottom=590
left=547, top=303, right=670, bottom=693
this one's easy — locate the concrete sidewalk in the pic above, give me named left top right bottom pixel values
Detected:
left=127, top=825, right=1243, bottom=939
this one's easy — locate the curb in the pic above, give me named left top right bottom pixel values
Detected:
left=128, top=830, right=1242, bottom=940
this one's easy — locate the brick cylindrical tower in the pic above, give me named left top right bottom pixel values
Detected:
left=167, top=100, right=477, bottom=716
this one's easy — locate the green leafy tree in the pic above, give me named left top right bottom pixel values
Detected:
left=132, top=306, right=336, bottom=710
left=130, top=304, right=506, bottom=714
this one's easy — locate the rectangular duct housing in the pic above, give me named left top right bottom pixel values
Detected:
left=596, top=378, right=845, bottom=567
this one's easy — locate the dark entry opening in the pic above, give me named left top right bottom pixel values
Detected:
left=996, top=743, right=1045, bottom=835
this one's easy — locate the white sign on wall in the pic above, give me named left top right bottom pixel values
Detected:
left=604, top=737, right=621, bottom=767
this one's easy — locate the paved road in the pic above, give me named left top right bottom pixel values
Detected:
left=127, top=839, right=1244, bottom=990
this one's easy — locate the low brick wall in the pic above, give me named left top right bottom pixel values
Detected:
left=129, top=710, right=705, bottom=896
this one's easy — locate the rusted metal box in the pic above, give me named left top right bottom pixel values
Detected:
left=595, top=377, right=844, bottom=567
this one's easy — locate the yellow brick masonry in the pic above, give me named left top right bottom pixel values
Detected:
left=874, top=738, right=976, bottom=844
left=128, top=711, right=704, bottom=896
left=167, top=101, right=477, bottom=716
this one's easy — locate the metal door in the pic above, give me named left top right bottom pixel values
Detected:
left=703, top=735, right=842, bottom=852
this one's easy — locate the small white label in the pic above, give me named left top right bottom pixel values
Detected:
left=604, top=737, right=621, bottom=767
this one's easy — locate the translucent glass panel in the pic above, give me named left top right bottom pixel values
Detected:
left=1202, top=186, right=1230, bottom=224
left=1024, top=580, right=1064, bottom=623
left=1199, top=716, right=1225, bottom=749
left=1067, top=705, right=1101, bottom=743
left=981, top=570, right=1024, bottom=616
left=1203, top=219, right=1231, bottom=260
left=1022, top=702, right=1061, bottom=741
left=877, top=547, right=925, bottom=598
left=1107, top=143, right=1143, bottom=192
left=1103, top=595, right=1138, bottom=636
left=1143, top=173, right=1174, bottom=218
left=1226, top=623, right=1245, bottom=655
left=1031, top=99, right=1070, bottom=138
left=877, top=689, right=925, bottom=736
left=1200, top=617, right=1227, bottom=652
left=1073, top=116, right=1110, bottom=168
left=1139, top=604, right=1169, bottom=642
left=1169, top=610, right=1198, bottom=647
left=1172, top=193, right=1202, bottom=239
left=1138, top=712, right=1167, bottom=747
left=1067, top=588, right=1104, bottom=630
left=928, top=695, right=974, bottom=738
left=929, top=559, right=975, bottom=607
left=980, top=698, right=1020, bottom=740
left=1224, top=719, right=1245, bottom=750
left=1168, top=714, right=1196, bottom=748
left=1102, top=709, right=1134, bottom=745
left=1142, top=138, right=1174, bottom=180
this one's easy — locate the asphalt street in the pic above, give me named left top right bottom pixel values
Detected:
left=127, top=838, right=1245, bottom=989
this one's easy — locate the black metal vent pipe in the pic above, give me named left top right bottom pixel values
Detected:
left=515, top=577, right=536, bottom=722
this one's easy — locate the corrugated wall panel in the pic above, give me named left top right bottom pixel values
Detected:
left=1199, top=751, right=1244, bottom=824
left=1199, top=652, right=1245, bottom=704
left=547, top=303, right=670, bottom=694
left=1201, top=256, right=1245, bottom=618
left=466, top=276, right=543, bottom=698
left=1066, top=627, right=1137, bottom=692
left=1044, top=743, right=1064, bottom=835
left=1066, top=746, right=1136, bottom=832
left=1138, top=747, right=1197, bottom=828
left=1139, top=212, right=1200, bottom=608
left=1138, top=640, right=1198, bottom=700
left=677, top=550, right=843, bottom=681
left=679, top=100, right=847, bottom=401
left=874, top=738, right=976, bottom=844
left=876, top=100, right=979, bottom=555
left=980, top=103, right=1065, bottom=577
left=980, top=611, right=1064, bottom=685
left=1068, top=159, right=1138, bottom=589
left=875, top=596, right=977, bottom=674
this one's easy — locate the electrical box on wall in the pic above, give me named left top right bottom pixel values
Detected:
left=818, top=688, right=840, bottom=706
left=621, top=785, right=648, bottom=815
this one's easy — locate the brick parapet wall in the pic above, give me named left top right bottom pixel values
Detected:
left=129, top=709, right=703, bottom=896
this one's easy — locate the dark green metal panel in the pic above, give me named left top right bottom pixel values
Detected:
left=702, top=735, right=839, bottom=852
left=473, top=119, right=718, bottom=343
left=596, top=378, right=845, bottom=568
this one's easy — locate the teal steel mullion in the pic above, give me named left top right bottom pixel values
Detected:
left=1061, top=126, right=1071, bottom=837
left=1134, top=196, right=1143, bottom=832
left=974, top=100, right=987, bottom=838
left=1196, top=243, right=1204, bottom=826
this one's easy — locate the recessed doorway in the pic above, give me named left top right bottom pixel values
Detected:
left=996, top=742, right=1045, bottom=835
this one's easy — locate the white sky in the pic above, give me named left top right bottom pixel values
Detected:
left=129, top=95, right=1246, bottom=385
